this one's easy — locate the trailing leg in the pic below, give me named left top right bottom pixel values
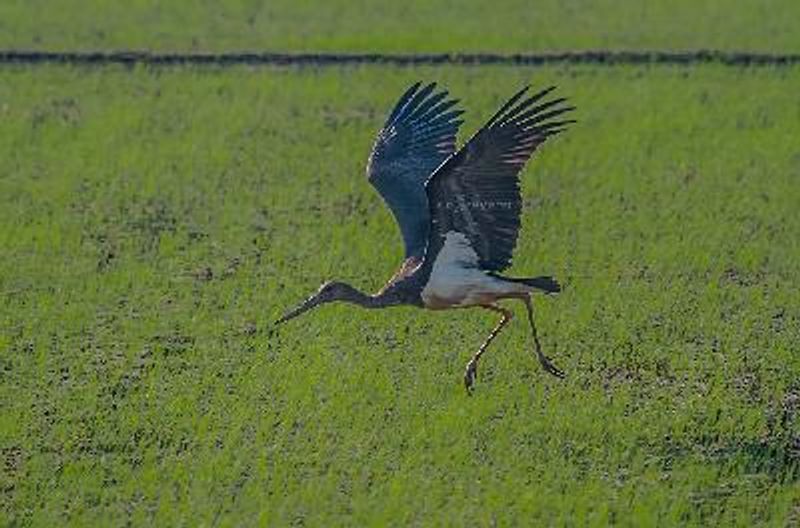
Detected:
left=522, top=294, right=565, bottom=378
left=465, top=304, right=513, bottom=393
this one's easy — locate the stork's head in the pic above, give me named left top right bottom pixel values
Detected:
left=275, top=281, right=357, bottom=324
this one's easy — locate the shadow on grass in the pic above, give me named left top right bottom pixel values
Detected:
left=663, top=434, right=800, bottom=483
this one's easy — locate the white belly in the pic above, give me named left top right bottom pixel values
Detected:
left=421, top=231, right=522, bottom=309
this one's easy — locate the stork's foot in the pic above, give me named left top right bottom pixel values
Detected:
left=464, top=358, right=479, bottom=394
left=537, top=352, right=565, bottom=379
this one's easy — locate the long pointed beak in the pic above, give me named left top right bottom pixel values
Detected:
left=275, top=294, right=321, bottom=325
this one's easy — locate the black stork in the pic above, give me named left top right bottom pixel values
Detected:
left=276, top=82, right=575, bottom=392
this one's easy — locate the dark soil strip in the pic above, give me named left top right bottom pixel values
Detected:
left=1, top=50, right=799, bottom=67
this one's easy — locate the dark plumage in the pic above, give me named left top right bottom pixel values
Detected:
left=367, top=82, right=464, bottom=259
left=277, top=82, right=576, bottom=392
left=425, top=85, right=574, bottom=272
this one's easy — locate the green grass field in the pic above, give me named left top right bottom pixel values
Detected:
left=1, top=64, right=799, bottom=525
left=1, top=0, right=800, bottom=53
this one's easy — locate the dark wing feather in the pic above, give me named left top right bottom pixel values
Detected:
left=367, top=82, right=464, bottom=258
left=424, top=85, right=575, bottom=271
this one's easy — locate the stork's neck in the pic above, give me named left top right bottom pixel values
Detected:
left=339, top=283, right=404, bottom=309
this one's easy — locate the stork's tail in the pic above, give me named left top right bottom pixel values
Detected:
left=491, top=274, right=561, bottom=294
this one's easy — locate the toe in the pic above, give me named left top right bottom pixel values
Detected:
left=544, top=361, right=565, bottom=379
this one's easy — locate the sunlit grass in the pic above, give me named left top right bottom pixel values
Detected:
left=1, top=64, right=799, bottom=525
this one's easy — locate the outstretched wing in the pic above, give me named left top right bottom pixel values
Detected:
left=424, top=85, right=575, bottom=272
left=367, top=82, right=464, bottom=258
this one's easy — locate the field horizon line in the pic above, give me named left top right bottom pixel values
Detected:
left=1, top=49, right=799, bottom=67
